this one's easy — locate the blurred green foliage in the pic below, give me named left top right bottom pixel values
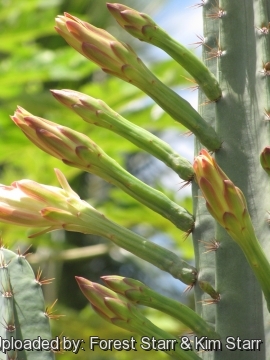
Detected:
left=0, top=0, right=195, bottom=359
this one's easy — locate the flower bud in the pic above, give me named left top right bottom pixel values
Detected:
left=193, top=149, right=252, bottom=241
left=260, top=146, right=270, bottom=176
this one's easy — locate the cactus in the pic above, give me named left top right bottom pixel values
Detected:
left=191, top=1, right=270, bottom=359
left=2, top=1, right=270, bottom=359
left=0, top=245, right=55, bottom=360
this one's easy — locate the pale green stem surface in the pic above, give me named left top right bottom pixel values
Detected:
left=213, top=1, right=270, bottom=359
left=192, top=3, right=219, bottom=360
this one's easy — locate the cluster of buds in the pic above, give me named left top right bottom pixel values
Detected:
left=0, top=170, right=197, bottom=285
left=106, top=3, right=222, bottom=102
left=75, top=276, right=140, bottom=326
left=101, top=275, right=219, bottom=339
left=54, top=12, right=222, bottom=152
left=11, top=107, right=195, bottom=233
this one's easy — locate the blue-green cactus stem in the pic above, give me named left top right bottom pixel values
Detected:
left=214, top=1, right=270, bottom=358
left=254, top=0, right=270, bottom=109
left=0, top=248, right=55, bottom=360
left=192, top=2, right=219, bottom=356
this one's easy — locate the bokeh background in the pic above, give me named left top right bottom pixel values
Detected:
left=0, top=1, right=203, bottom=359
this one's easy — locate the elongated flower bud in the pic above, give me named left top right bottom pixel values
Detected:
left=76, top=276, right=201, bottom=360
left=75, top=277, right=127, bottom=322
left=11, top=106, right=104, bottom=171
left=51, top=89, right=194, bottom=181
left=11, top=106, right=194, bottom=232
left=101, top=275, right=219, bottom=339
left=0, top=171, right=197, bottom=285
left=260, top=146, right=270, bottom=176
left=0, top=169, right=87, bottom=235
left=107, top=3, right=222, bottom=101
left=55, top=13, right=221, bottom=151
left=55, top=12, right=150, bottom=83
left=193, top=149, right=250, bottom=241
left=194, top=149, right=270, bottom=312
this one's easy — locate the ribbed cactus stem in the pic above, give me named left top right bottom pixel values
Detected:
left=197, top=1, right=270, bottom=359
left=192, top=1, right=219, bottom=353
left=254, top=0, right=270, bottom=116
left=0, top=247, right=54, bottom=360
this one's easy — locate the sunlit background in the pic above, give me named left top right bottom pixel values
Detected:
left=0, top=1, right=203, bottom=359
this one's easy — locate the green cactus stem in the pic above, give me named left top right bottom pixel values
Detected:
left=107, top=3, right=222, bottom=102
left=42, top=205, right=197, bottom=285
left=191, top=1, right=270, bottom=358
left=198, top=281, right=220, bottom=301
left=50, top=89, right=195, bottom=181
left=0, top=247, right=55, bottom=360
